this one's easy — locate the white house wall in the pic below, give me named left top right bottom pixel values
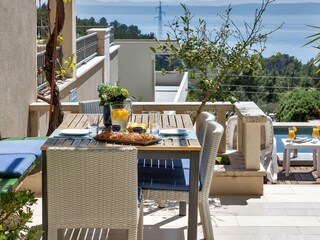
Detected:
left=0, top=0, right=36, bottom=138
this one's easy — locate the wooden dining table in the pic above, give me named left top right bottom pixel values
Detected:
left=41, top=113, right=201, bottom=240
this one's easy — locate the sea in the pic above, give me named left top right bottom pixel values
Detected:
left=76, top=3, right=320, bottom=64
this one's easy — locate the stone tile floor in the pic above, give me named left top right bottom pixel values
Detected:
left=31, top=184, right=320, bottom=239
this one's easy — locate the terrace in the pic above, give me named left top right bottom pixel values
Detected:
left=28, top=184, right=320, bottom=239
left=1, top=1, right=320, bottom=239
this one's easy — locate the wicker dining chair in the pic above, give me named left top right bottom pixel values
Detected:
left=79, top=99, right=104, bottom=114
left=138, top=111, right=215, bottom=170
left=46, top=147, right=143, bottom=240
left=139, top=120, right=224, bottom=240
left=195, top=111, right=216, bottom=147
left=138, top=112, right=215, bottom=213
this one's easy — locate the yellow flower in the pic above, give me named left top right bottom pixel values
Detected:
left=292, top=126, right=297, bottom=132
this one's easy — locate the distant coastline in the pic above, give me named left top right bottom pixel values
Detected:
left=76, top=2, right=320, bottom=63
left=77, top=2, right=320, bottom=14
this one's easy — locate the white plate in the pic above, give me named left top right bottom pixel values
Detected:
left=60, top=129, right=89, bottom=136
left=159, top=129, right=189, bottom=136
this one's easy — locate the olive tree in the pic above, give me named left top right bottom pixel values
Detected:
left=151, top=0, right=282, bottom=123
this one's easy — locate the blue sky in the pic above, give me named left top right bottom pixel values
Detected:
left=76, top=0, right=320, bottom=5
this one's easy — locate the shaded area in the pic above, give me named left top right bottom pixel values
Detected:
left=265, top=166, right=320, bottom=184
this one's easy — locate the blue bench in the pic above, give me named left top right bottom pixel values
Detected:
left=0, top=138, right=46, bottom=192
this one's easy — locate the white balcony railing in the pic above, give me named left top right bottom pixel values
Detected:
left=29, top=101, right=266, bottom=171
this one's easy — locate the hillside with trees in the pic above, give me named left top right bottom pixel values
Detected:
left=37, top=3, right=154, bottom=39
left=38, top=4, right=320, bottom=121
left=222, top=53, right=319, bottom=114
left=157, top=52, right=320, bottom=117
left=76, top=17, right=155, bottom=39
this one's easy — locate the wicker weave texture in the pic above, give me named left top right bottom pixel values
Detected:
left=79, top=100, right=104, bottom=114
left=142, top=121, right=223, bottom=240
left=46, top=147, right=139, bottom=240
left=196, top=112, right=215, bottom=146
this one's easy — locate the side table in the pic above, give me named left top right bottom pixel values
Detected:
left=282, top=138, right=320, bottom=177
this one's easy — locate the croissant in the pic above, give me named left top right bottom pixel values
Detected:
left=96, top=131, right=157, bottom=142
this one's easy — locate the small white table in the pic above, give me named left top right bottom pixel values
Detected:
left=282, top=138, right=320, bottom=177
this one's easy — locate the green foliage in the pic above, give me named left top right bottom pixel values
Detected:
left=303, top=25, right=320, bottom=73
left=221, top=53, right=319, bottom=114
left=275, top=88, right=320, bottom=122
left=38, top=3, right=154, bottom=39
left=98, top=83, right=130, bottom=106
left=153, top=1, right=280, bottom=122
left=36, top=3, right=48, bottom=26
left=110, top=20, right=155, bottom=39
left=216, top=155, right=230, bottom=165
left=55, top=54, right=76, bottom=80
left=76, top=17, right=155, bottom=39
left=76, top=16, right=104, bottom=36
left=0, top=190, right=41, bottom=240
left=155, top=54, right=183, bottom=71
left=37, top=2, right=49, bottom=40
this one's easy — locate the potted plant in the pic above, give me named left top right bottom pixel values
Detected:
left=98, top=83, right=129, bottom=106
left=98, top=83, right=130, bottom=129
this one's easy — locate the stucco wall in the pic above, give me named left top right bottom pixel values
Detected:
left=115, top=40, right=158, bottom=101
left=110, top=47, right=119, bottom=85
left=0, top=0, right=36, bottom=138
left=60, top=62, right=104, bottom=102
left=36, top=59, right=105, bottom=136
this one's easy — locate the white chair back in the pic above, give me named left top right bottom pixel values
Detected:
left=196, top=112, right=216, bottom=146
left=199, top=120, right=224, bottom=195
left=46, top=147, right=140, bottom=239
left=79, top=99, right=103, bottom=113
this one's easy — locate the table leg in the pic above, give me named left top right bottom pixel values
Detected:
left=313, top=149, right=317, bottom=170
left=285, top=148, right=290, bottom=177
left=283, top=149, right=287, bottom=171
left=42, top=151, right=48, bottom=240
left=317, top=149, right=320, bottom=176
left=188, top=151, right=200, bottom=240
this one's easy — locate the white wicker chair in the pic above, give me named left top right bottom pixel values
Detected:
left=79, top=99, right=104, bottom=114
left=139, top=120, right=224, bottom=240
left=195, top=111, right=216, bottom=146
left=226, top=115, right=278, bottom=183
left=140, top=112, right=215, bottom=213
left=46, top=147, right=143, bottom=240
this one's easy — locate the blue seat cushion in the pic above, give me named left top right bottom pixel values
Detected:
left=138, top=158, right=190, bottom=169
left=0, top=154, right=36, bottom=178
left=0, top=140, right=45, bottom=157
left=138, top=166, right=200, bottom=191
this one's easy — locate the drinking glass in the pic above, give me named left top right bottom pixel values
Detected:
left=148, top=111, right=161, bottom=134
left=288, top=127, right=295, bottom=145
left=312, top=126, right=319, bottom=143
left=110, top=102, right=131, bottom=131
left=87, top=114, right=95, bottom=136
